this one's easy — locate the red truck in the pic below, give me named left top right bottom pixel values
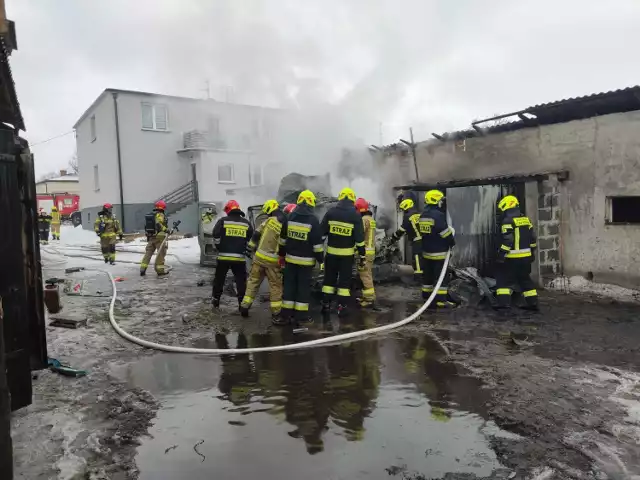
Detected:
left=36, top=193, right=82, bottom=226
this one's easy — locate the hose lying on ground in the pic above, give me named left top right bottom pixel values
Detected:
left=42, top=245, right=450, bottom=354
left=103, top=251, right=451, bottom=355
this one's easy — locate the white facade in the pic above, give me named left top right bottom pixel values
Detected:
left=74, top=88, right=284, bottom=231
left=35, top=172, right=80, bottom=194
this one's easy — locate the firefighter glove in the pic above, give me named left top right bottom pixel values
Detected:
left=278, top=256, right=285, bottom=269
left=357, top=256, right=366, bottom=272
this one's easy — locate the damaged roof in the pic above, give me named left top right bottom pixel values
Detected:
left=395, top=170, right=568, bottom=190
left=437, top=85, right=640, bottom=141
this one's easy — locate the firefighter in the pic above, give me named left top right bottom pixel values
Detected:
left=211, top=200, right=253, bottom=310
left=240, top=199, right=286, bottom=320
left=94, top=203, right=123, bottom=265
left=495, top=195, right=538, bottom=311
left=419, top=190, right=456, bottom=307
left=283, top=203, right=296, bottom=217
left=201, top=207, right=215, bottom=225
left=50, top=206, right=61, bottom=240
left=389, top=193, right=423, bottom=275
left=140, top=200, right=170, bottom=276
left=320, top=187, right=366, bottom=317
left=355, top=197, right=377, bottom=308
left=37, top=208, right=51, bottom=244
left=278, top=190, right=324, bottom=326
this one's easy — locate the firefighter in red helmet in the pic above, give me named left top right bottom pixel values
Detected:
left=354, top=197, right=377, bottom=308
left=140, top=200, right=169, bottom=275
left=94, top=203, right=123, bottom=264
left=211, top=200, right=253, bottom=310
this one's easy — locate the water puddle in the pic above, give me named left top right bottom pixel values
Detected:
left=119, top=328, right=517, bottom=479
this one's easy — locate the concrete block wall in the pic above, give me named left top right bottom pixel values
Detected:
left=537, top=175, right=562, bottom=283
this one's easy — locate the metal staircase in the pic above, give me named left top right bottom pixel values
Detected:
left=155, top=180, right=198, bottom=215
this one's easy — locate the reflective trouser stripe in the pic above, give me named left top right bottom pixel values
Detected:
left=362, top=288, right=375, bottom=295
left=271, top=301, right=282, bottom=309
left=140, top=263, right=148, bottom=268
left=337, top=288, right=350, bottom=297
left=256, top=251, right=278, bottom=264
left=326, top=246, right=356, bottom=256
left=496, top=288, right=512, bottom=295
left=414, top=255, right=423, bottom=273
left=294, top=303, right=309, bottom=311
left=506, top=252, right=532, bottom=259
left=423, top=252, right=447, bottom=260
left=241, top=296, right=254, bottom=306
left=322, top=285, right=336, bottom=294
left=218, top=255, right=245, bottom=262
left=285, top=254, right=315, bottom=266
left=422, top=285, right=434, bottom=292
left=282, top=301, right=295, bottom=309
left=437, top=289, right=448, bottom=295
left=523, top=289, right=538, bottom=297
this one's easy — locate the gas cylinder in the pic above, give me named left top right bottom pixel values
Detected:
left=44, top=281, right=62, bottom=314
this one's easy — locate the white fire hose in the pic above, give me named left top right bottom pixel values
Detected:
left=43, top=246, right=450, bottom=354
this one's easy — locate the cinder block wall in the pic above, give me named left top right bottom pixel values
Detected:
left=388, top=110, right=640, bottom=289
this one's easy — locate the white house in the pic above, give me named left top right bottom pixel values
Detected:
left=35, top=169, right=80, bottom=194
left=73, top=88, right=285, bottom=233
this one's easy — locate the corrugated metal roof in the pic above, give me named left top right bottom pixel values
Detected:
left=436, top=85, right=640, bottom=141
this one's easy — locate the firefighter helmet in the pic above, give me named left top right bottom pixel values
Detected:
left=355, top=197, right=369, bottom=213
left=283, top=203, right=296, bottom=214
left=297, top=190, right=316, bottom=207
left=262, top=199, right=279, bottom=215
left=51, top=206, right=58, bottom=212
left=498, top=195, right=519, bottom=212
left=425, top=189, right=445, bottom=206
left=224, top=200, right=240, bottom=214
left=155, top=200, right=167, bottom=210
left=338, top=187, right=356, bottom=202
left=399, top=198, right=414, bottom=211
left=103, top=203, right=113, bottom=209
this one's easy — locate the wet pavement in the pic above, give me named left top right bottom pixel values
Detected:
left=120, top=330, right=516, bottom=480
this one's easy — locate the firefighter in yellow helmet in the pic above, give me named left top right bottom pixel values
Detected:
left=278, top=190, right=324, bottom=326
left=240, top=199, right=287, bottom=320
left=94, top=203, right=123, bottom=265
left=355, top=197, right=377, bottom=308
left=50, top=205, right=61, bottom=240
left=495, top=195, right=538, bottom=311
left=419, top=189, right=456, bottom=307
left=390, top=192, right=423, bottom=274
left=320, top=187, right=365, bottom=317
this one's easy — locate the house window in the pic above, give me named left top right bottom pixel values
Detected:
left=141, top=103, right=168, bottom=131
left=90, top=115, right=96, bottom=142
left=250, top=163, right=263, bottom=186
left=218, top=164, right=235, bottom=183
left=93, top=165, right=100, bottom=191
left=207, top=115, right=220, bottom=137
left=606, top=196, right=640, bottom=224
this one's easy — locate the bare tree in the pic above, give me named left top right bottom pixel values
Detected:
left=68, top=152, right=78, bottom=175
left=37, top=171, right=58, bottom=182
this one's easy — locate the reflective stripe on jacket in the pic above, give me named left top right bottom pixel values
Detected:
left=499, top=208, right=537, bottom=259
left=94, top=213, right=122, bottom=237
left=249, top=209, right=286, bottom=266
left=320, top=199, right=365, bottom=257
left=278, top=203, right=323, bottom=266
left=419, top=205, right=455, bottom=260
left=51, top=211, right=61, bottom=224
left=212, top=210, right=253, bottom=261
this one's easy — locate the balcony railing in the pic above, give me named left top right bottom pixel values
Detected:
left=183, top=130, right=227, bottom=150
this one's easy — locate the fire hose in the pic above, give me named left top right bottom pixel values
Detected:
left=42, top=245, right=451, bottom=354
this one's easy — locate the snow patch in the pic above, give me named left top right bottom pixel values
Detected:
left=548, top=275, right=640, bottom=303
left=60, top=224, right=100, bottom=246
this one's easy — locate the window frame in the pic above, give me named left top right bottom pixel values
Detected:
left=141, top=102, right=169, bottom=132
left=217, top=163, right=235, bottom=184
left=93, top=165, right=100, bottom=192
left=90, top=115, right=96, bottom=142
left=605, top=196, right=640, bottom=225
left=249, top=163, right=264, bottom=187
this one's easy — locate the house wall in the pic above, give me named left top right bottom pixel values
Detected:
left=399, top=110, right=640, bottom=288
left=76, top=93, right=120, bottom=212
left=75, top=89, right=282, bottom=231
left=35, top=180, right=79, bottom=194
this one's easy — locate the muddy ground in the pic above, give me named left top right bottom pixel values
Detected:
left=10, top=242, right=640, bottom=479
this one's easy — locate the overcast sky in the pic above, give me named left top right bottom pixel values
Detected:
left=8, top=0, right=640, bottom=178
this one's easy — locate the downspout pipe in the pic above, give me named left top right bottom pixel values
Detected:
left=111, top=92, right=126, bottom=231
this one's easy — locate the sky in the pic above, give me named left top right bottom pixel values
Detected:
left=8, top=0, right=640, bottom=179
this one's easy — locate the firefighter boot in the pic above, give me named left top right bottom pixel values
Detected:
left=321, top=301, right=331, bottom=314
left=212, top=297, right=220, bottom=309
left=239, top=306, right=250, bottom=318
left=104, top=258, right=109, bottom=264
left=140, top=268, right=146, bottom=276
left=271, top=312, right=288, bottom=326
